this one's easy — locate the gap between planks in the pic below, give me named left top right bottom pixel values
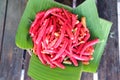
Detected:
left=0, top=0, right=8, bottom=62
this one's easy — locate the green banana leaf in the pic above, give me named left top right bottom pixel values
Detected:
left=15, top=0, right=112, bottom=80
left=28, top=19, right=112, bottom=80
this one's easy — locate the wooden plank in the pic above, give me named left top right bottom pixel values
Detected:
left=118, top=2, right=120, bottom=80
left=0, top=0, right=7, bottom=61
left=24, top=52, right=33, bottom=80
left=55, top=0, right=72, bottom=7
left=0, top=0, right=26, bottom=80
left=97, top=0, right=119, bottom=80
left=81, top=73, right=93, bottom=80
left=76, top=0, right=85, bottom=6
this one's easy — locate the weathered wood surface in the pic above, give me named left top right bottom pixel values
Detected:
left=97, top=0, right=120, bottom=80
left=0, top=0, right=119, bottom=80
left=0, top=0, right=7, bottom=61
left=0, top=0, right=26, bottom=80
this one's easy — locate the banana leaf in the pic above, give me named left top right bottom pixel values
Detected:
left=15, top=0, right=112, bottom=80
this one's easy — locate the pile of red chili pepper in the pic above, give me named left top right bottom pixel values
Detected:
left=29, top=8, right=99, bottom=69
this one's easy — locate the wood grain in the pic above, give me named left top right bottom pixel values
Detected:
left=0, top=0, right=26, bottom=80
left=24, top=52, right=33, bottom=80
left=81, top=73, right=93, bottom=80
left=55, top=0, right=72, bottom=7
left=0, top=0, right=7, bottom=61
left=97, top=0, right=119, bottom=80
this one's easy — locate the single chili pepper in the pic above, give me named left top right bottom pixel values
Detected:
left=83, top=33, right=90, bottom=42
left=64, top=23, right=74, bottom=40
left=83, top=46, right=94, bottom=55
left=72, top=54, right=90, bottom=61
left=42, top=54, right=54, bottom=66
left=53, top=26, right=65, bottom=48
left=51, top=13, right=66, bottom=22
left=47, top=56, right=56, bottom=68
left=29, top=19, right=40, bottom=37
left=72, top=14, right=78, bottom=27
left=52, top=40, right=68, bottom=61
left=49, top=17, right=58, bottom=41
left=52, top=61, right=65, bottom=69
left=80, top=39, right=99, bottom=55
left=69, top=56, right=78, bottom=66
left=45, top=19, right=53, bottom=34
left=60, top=53, right=67, bottom=62
left=77, top=44, right=84, bottom=54
left=29, top=12, right=45, bottom=36
left=44, top=8, right=62, bottom=18
left=73, top=22, right=82, bottom=43
left=62, top=8, right=71, bottom=23
left=36, top=42, right=46, bottom=64
left=36, top=11, right=45, bottom=19
left=35, top=19, right=49, bottom=44
left=41, top=49, right=56, bottom=54
left=58, top=18, right=64, bottom=25
left=48, top=38, right=58, bottom=48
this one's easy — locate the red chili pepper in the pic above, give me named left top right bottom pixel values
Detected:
left=72, top=54, right=90, bottom=61
left=60, top=53, right=67, bottom=62
left=80, top=39, right=99, bottom=55
left=29, top=8, right=99, bottom=69
left=48, top=38, right=58, bottom=48
left=36, top=43, right=46, bottom=64
left=73, top=22, right=82, bottom=43
left=29, top=19, right=40, bottom=37
left=51, top=13, right=66, bottom=22
left=44, top=8, right=62, bottom=18
left=52, top=40, right=68, bottom=61
left=83, top=33, right=90, bottom=42
left=42, top=54, right=54, bottom=66
left=36, top=11, right=45, bottom=19
left=69, top=56, right=78, bottom=66
left=64, top=23, right=74, bottom=40
left=53, top=26, right=65, bottom=48
left=29, top=11, right=45, bottom=36
left=35, top=19, right=49, bottom=44
left=52, top=61, right=65, bottom=69
left=72, top=14, right=78, bottom=27
left=62, top=8, right=71, bottom=23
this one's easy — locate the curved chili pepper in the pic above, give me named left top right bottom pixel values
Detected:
left=35, top=19, right=49, bottom=44
left=62, top=8, right=71, bottom=23
left=80, top=39, right=99, bottom=55
left=52, top=61, right=65, bottom=69
left=52, top=40, right=68, bottom=61
left=36, top=42, right=46, bottom=64
left=69, top=56, right=78, bottom=66
left=53, top=26, right=65, bottom=48
left=29, top=11, right=45, bottom=36
left=44, top=8, right=62, bottom=18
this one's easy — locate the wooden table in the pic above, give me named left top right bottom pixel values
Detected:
left=0, top=0, right=119, bottom=80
